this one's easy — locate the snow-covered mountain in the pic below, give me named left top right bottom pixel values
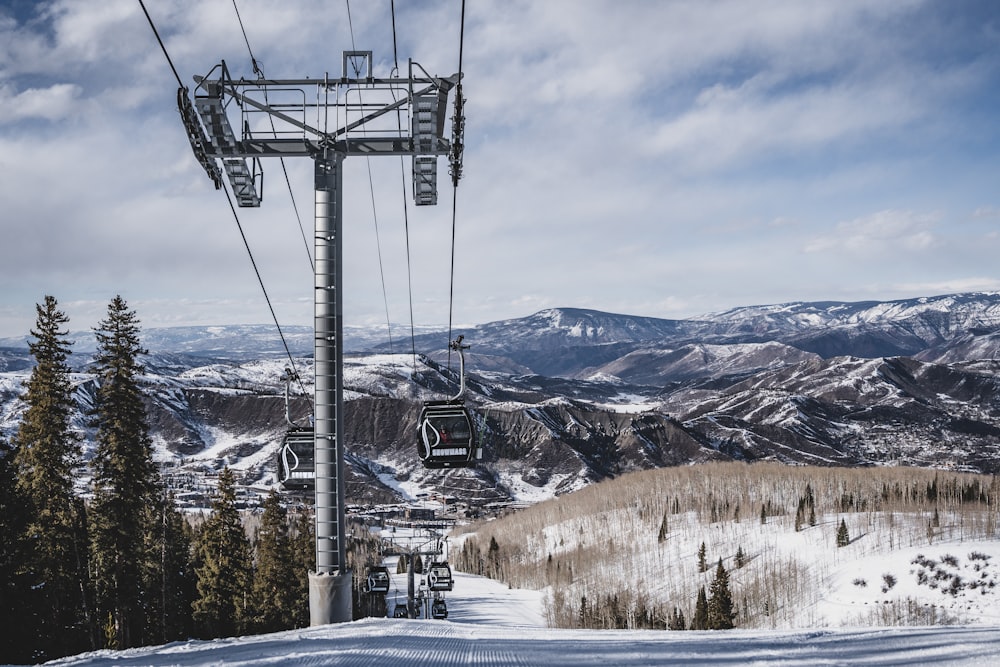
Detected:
left=1, top=291, right=999, bottom=506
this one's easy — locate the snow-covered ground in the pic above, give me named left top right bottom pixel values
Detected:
left=38, top=568, right=1000, bottom=666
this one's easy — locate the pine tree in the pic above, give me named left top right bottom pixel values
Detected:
left=734, top=545, right=746, bottom=569
left=707, top=559, right=736, bottom=629
left=13, top=296, right=93, bottom=660
left=697, top=541, right=708, bottom=573
left=289, top=511, right=315, bottom=629
left=142, top=489, right=196, bottom=644
left=691, top=586, right=708, bottom=630
left=836, top=518, right=850, bottom=547
left=0, top=436, right=31, bottom=664
left=88, top=296, right=160, bottom=649
left=668, top=606, right=686, bottom=630
left=251, top=491, right=299, bottom=632
left=192, top=467, right=253, bottom=638
left=657, top=513, right=669, bottom=543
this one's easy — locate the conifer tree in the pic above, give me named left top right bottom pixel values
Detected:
left=836, top=518, right=850, bottom=547
left=707, top=559, right=736, bottom=629
left=668, top=606, right=686, bottom=630
left=657, top=513, right=669, bottom=543
left=734, top=545, right=746, bottom=569
left=0, top=436, right=30, bottom=663
left=289, top=511, right=315, bottom=628
left=691, top=586, right=708, bottom=630
left=88, top=296, right=160, bottom=649
left=697, top=541, right=708, bottom=573
left=251, top=491, right=299, bottom=632
left=142, top=489, right=196, bottom=643
left=192, top=467, right=253, bottom=638
left=12, top=296, right=93, bottom=660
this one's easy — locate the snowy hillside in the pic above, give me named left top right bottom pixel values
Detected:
left=38, top=569, right=1000, bottom=666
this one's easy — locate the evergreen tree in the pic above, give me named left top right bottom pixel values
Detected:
left=697, top=541, right=708, bottom=573
left=192, top=467, right=253, bottom=638
left=668, top=606, right=686, bottom=630
left=289, top=511, right=315, bottom=629
left=142, top=489, right=196, bottom=644
left=88, top=296, right=160, bottom=649
left=691, top=586, right=708, bottom=630
left=734, top=545, right=746, bottom=569
left=657, top=513, right=669, bottom=543
left=251, top=491, right=299, bottom=632
left=0, top=436, right=30, bottom=663
left=836, top=518, right=850, bottom=547
left=12, top=296, right=93, bottom=660
left=707, top=559, right=736, bottom=629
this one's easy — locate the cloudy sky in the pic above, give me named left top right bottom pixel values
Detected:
left=1, top=0, right=999, bottom=340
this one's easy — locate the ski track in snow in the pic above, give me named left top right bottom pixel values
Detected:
left=37, top=570, right=1000, bottom=666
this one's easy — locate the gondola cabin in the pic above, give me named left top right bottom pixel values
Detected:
left=417, top=400, right=481, bottom=469
left=277, top=426, right=315, bottom=490
left=427, top=561, right=454, bottom=592
left=431, top=599, right=448, bottom=619
left=393, top=604, right=408, bottom=618
left=365, top=566, right=391, bottom=594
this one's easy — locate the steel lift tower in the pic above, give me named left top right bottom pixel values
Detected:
left=180, top=51, right=461, bottom=624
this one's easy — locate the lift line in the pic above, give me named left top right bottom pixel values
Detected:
left=181, top=51, right=462, bottom=625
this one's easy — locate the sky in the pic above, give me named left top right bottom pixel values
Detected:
left=1, top=1, right=1000, bottom=340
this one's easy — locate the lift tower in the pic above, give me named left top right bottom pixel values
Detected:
left=181, top=51, right=460, bottom=624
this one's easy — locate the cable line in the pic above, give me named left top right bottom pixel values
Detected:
left=390, top=0, right=420, bottom=373
left=138, top=0, right=183, bottom=88
left=140, top=0, right=307, bottom=397
left=231, top=0, right=315, bottom=272
left=446, top=0, right=467, bottom=370
left=346, top=0, right=396, bottom=354
left=221, top=183, right=308, bottom=397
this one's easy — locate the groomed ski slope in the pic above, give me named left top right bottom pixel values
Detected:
left=40, top=569, right=1000, bottom=666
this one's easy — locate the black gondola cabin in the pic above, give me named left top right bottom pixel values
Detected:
left=277, top=426, right=315, bottom=490
left=427, top=561, right=454, bottom=592
left=417, top=400, right=480, bottom=468
left=365, top=566, right=391, bottom=594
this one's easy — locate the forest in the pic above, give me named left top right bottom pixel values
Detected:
left=0, top=296, right=385, bottom=665
left=453, top=460, right=1000, bottom=630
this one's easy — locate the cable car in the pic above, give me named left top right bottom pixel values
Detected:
left=431, top=598, right=448, bottom=619
left=277, top=426, right=315, bottom=490
left=393, top=603, right=409, bottom=618
left=276, top=367, right=315, bottom=490
left=417, top=337, right=482, bottom=468
left=365, top=565, right=391, bottom=594
left=427, top=561, right=454, bottom=592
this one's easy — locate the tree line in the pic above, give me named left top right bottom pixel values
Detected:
left=0, top=296, right=324, bottom=664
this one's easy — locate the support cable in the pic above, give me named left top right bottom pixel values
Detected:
left=347, top=0, right=396, bottom=354
left=446, top=0, right=467, bottom=370
left=232, top=0, right=314, bottom=273
left=390, top=0, right=420, bottom=373
left=140, top=0, right=307, bottom=397
left=221, top=183, right=308, bottom=397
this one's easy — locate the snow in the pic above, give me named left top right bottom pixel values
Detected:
left=37, top=571, right=1000, bottom=667
left=22, top=522, right=1000, bottom=666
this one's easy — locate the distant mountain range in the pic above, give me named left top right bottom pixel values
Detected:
left=1, top=291, right=999, bottom=506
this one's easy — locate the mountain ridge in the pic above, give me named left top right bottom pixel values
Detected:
left=2, top=291, right=999, bottom=507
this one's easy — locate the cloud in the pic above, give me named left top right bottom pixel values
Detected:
left=0, top=82, right=81, bottom=122
left=805, top=210, right=939, bottom=255
left=0, top=0, right=998, bottom=338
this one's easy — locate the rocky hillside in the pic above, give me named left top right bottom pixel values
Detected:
left=1, top=292, right=999, bottom=507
